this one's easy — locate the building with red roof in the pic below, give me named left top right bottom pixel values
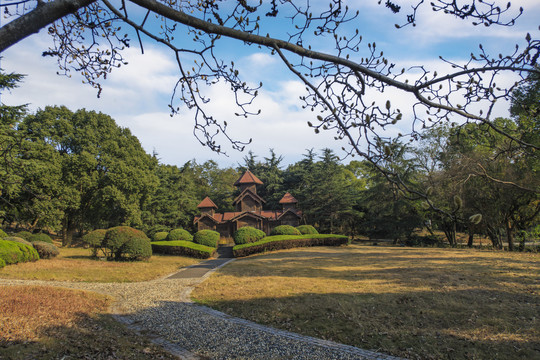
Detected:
left=194, top=171, right=302, bottom=237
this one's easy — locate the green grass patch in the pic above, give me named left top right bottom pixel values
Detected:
left=151, top=240, right=216, bottom=259
left=233, top=234, right=348, bottom=257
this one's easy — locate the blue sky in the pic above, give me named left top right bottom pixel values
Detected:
left=1, top=0, right=539, bottom=167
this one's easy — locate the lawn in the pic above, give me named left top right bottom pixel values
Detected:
left=192, top=245, right=540, bottom=360
left=0, top=285, right=176, bottom=359
left=0, top=247, right=202, bottom=282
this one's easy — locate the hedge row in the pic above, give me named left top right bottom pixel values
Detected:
left=151, top=240, right=216, bottom=259
left=233, top=234, right=349, bottom=257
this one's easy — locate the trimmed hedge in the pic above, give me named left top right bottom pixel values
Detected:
left=103, top=226, right=151, bottom=261
left=233, top=234, right=348, bottom=258
left=32, top=241, right=60, bottom=259
left=233, top=226, right=266, bottom=245
left=194, top=230, right=220, bottom=248
left=151, top=240, right=216, bottom=259
left=153, top=231, right=169, bottom=242
left=270, top=225, right=301, bottom=236
left=0, top=229, right=7, bottom=239
left=167, top=228, right=193, bottom=241
left=28, top=233, right=53, bottom=244
left=82, top=229, right=107, bottom=257
left=16, top=231, right=33, bottom=240
left=0, top=258, right=5, bottom=269
left=5, top=236, right=32, bottom=247
left=0, top=240, right=40, bottom=265
left=296, top=225, right=319, bottom=235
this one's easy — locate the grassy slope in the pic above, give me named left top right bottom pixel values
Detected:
left=192, top=245, right=540, bottom=360
left=0, top=247, right=201, bottom=282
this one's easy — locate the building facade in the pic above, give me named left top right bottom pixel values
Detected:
left=194, top=170, right=302, bottom=237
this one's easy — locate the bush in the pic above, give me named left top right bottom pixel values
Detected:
left=0, top=229, right=7, bottom=239
left=0, top=257, right=5, bottom=269
left=32, top=241, right=60, bottom=259
left=82, top=229, right=107, bottom=256
left=120, top=237, right=152, bottom=261
left=270, top=225, right=301, bottom=236
left=153, top=231, right=169, bottom=242
left=233, top=226, right=266, bottom=245
left=151, top=240, right=216, bottom=259
left=145, top=224, right=171, bottom=240
left=103, top=226, right=150, bottom=260
left=233, top=234, right=348, bottom=257
left=167, top=228, right=193, bottom=241
left=296, top=225, right=319, bottom=235
left=16, top=231, right=33, bottom=240
left=194, top=230, right=220, bottom=248
left=28, top=233, right=53, bottom=244
left=4, top=236, right=32, bottom=247
left=0, top=240, right=40, bottom=265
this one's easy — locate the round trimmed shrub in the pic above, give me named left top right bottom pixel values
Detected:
left=120, top=237, right=152, bottom=261
left=233, top=226, right=266, bottom=245
left=194, top=230, right=220, bottom=248
left=0, top=258, right=5, bottom=269
left=296, top=225, right=319, bottom=235
left=32, top=241, right=60, bottom=259
left=270, top=225, right=301, bottom=236
left=5, top=236, right=32, bottom=247
left=0, top=229, right=7, bottom=239
left=0, top=240, right=40, bottom=265
left=16, top=231, right=33, bottom=240
left=82, top=229, right=107, bottom=257
left=103, top=226, right=150, bottom=260
left=167, top=228, right=193, bottom=242
left=28, top=233, right=53, bottom=244
left=153, top=231, right=169, bottom=242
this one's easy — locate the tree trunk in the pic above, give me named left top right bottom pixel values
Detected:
left=62, top=217, right=75, bottom=247
left=443, top=220, right=457, bottom=246
left=506, top=220, right=515, bottom=251
left=467, top=227, right=474, bottom=248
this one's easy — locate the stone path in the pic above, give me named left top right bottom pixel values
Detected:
left=0, top=247, right=403, bottom=360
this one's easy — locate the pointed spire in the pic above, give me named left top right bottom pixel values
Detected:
left=234, top=170, right=263, bottom=186
left=197, top=196, right=217, bottom=208
left=279, top=192, right=298, bottom=204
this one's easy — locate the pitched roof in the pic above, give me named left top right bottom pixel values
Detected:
left=197, top=196, right=218, bottom=209
left=233, top=188, right=266, bottom=205
left=234, top=170, right=263, bottom=186
left=279, top=192, right=298, bottom=204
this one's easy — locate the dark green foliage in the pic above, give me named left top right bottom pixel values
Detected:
left=296, top=225, right=319, bottom=235
left=32, top=241, right=60, bottom=259
left=103, top=226, right=150, bottom=260
left=28, top=233, right=53, bottom=244
left=0, top=240, right=40, bottom=265
left=194, top=230, right=220, bottom=248
left=233, top=226, right=266, bottom=245
left=0, top=257, right=5, bottom=268
left=167, top=228, right=193, bottom=241
left=82, top=229, right=107, bottom=256
left=151, top=240, right=215, bottom=259
left=233, top=234, right=348, bottom=257
left=270, top=225, right=301, bottom=236
left=153, top=231, right=169, bottom=242
left=120, top=237, right=152, bottom=261
left=4, top=236, right=32, bottom=247
left=0, top=229, right=7, bottom=239
left=16, top=231, right=32, bottom=240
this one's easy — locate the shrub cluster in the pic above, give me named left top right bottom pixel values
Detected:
left=270, top=225, right=301, bottom=236
left=233, top=226, right=266, bottom=245
left=0, top=229, right=7, bottom=239
left=103, top=226, right=152, bottom=261
left=153, top=231, right=169, bottom=242
left=233, top=234, right=348, bottom=258
left=16, top=231, right=33, bottom=240
left=194, top=230, right=220, bottom=248
left=32, top=241, right=60, bottom=259
left=296, top=225, right=319, bottom=235
left=28, top=233, right=53, bottom=244
left=167, top=228, right=193, bottom=241
left=82, top=229, right=107, bottom=257
left=0, top=239, right=40, bottom=266
left=4, top=236, right=32, bottom=247
left=151, top=240, right=216, bottom=259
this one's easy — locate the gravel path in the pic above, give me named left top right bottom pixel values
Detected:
left=0, top=261, right=402, bottom=360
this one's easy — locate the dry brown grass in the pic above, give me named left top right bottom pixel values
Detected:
left=192, top=245, right=540, bottom=360
left=0, top=285, right=176, bottom=359
left=0, top=247, right=201, bottom=282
